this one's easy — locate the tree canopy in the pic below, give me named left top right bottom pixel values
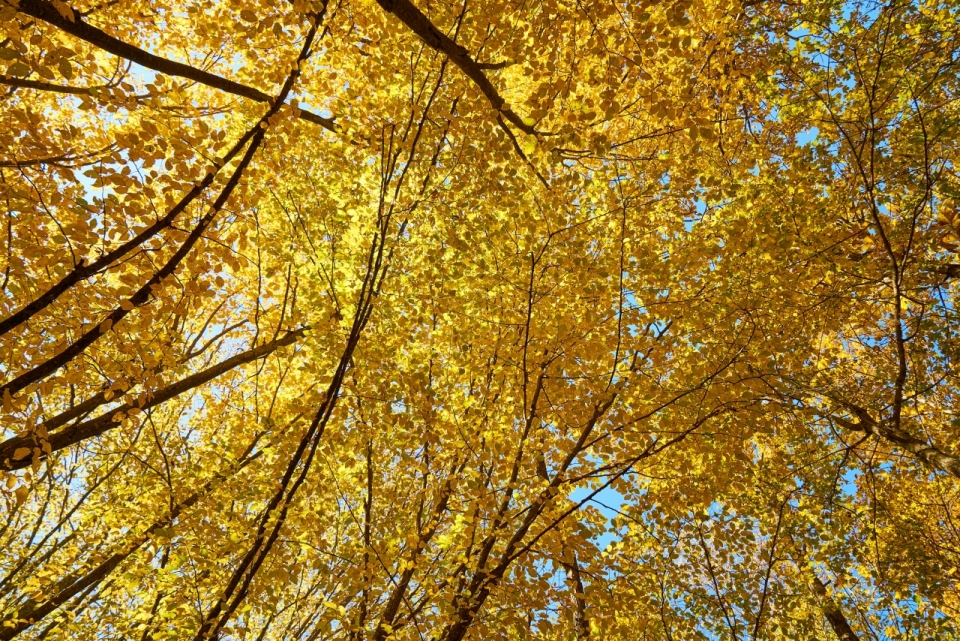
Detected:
left=1, top=0, right=960, bottom=638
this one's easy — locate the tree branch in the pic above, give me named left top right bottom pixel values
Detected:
left=833, top=405, right=960, bottom=479
left=373, top=0, right=536, bottom=136
left=0, top=328, right=306, bottom=470
left=14, top=0, right=337, bottom=132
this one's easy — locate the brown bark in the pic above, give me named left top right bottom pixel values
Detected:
left=439, top=399, right=618, bottom=641
left=563, top=551, right=589, bottom=640
left=834, top=408, right=960, bottom=479
left=0, top=451, right=261, bottom=640
left=0, top=72, right=277, bottom=339
left=350, top=440, right=374, bottom=641
left=0, top=76, right=94, bottom=95
left=371, top=463, right=459, bottom=641
left=0, top=143, right=116, bottom=168
left=810, top=574, right=859, bottom=641
left=191, top=229, right=384, bottom=639
left=373, top=0, right=535, bottom=136
left=0, top=328, right=306, bottom=470
left=0, top=28, right=312, bottom=399
left=782, top=516, right=860, bottom=641
left=437, top=402, right=723, bottom=641
left=14, top=0, right=336, bottom=132
left=191, top=85, right=393, bottom=640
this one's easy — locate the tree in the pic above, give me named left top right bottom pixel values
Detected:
left=1, top=0, right=959, bottom=639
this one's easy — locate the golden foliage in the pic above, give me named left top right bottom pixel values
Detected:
left=0, top=0, right=959, bottom=639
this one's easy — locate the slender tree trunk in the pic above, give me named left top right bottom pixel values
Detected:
left=564, top=551, right=589, bottom=640
left=351, top=439, right=373, bottom=641
left=809, top=573, right=859, bottom=641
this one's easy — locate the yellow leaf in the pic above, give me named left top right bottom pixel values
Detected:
left=521, top=134, right=537, bottom=155
left=52, top=0, right=75, bottom=22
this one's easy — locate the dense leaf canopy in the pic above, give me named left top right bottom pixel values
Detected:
left=1, top=0, right=960, bottom=638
